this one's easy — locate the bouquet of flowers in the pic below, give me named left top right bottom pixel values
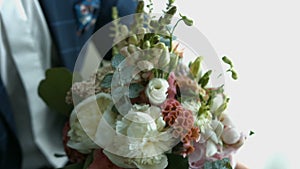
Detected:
left=39, top=0, right=248, bottom=169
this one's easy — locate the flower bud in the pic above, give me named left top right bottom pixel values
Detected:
left=128, top=35, right=138, bottom=45
left=182, top=16, right=194, bottom=26
left=154, top=42, right=166, bottom=49
left=136, top=1, right=144, bottom=13
left=158, top=47, right=170, bottom=68
left=168, top=53, right=179, bottom=72
left=143, top=40, right=151, bottom=49
left=128, top=44, right=136, bottom=54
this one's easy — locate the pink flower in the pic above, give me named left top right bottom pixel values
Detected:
left=161, top=98, right=182, bottom=126
left=189, top=142, right=207, bottom=169
left=189, top=141, right=238, bottom=169
left=167, top=72, right=177, bottom=99
left=161, top=99, right=200, bottom=156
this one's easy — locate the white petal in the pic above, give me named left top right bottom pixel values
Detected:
left=103, top=150, right=136, bottom=168
left=134, top=155, right=168, bottom=169
left=206, top=140, right=218, bottom=157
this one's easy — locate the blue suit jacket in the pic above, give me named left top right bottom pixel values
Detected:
left=39, top=0, right=137, bottom=70
left=0, top=77, right=22, bottom=169
left=0, top=1, right=137, bottom=169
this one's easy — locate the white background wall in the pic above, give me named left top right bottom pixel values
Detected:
left=152, top=0, right=300, bottom=168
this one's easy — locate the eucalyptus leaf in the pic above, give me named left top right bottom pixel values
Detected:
left=83, top=153, right=94, bottom=169
left=166, top=153, right=189, bottom=169
left=112, top=54, right=125, bottom=69
left=181, top=16, right=193, bottom=26
left=38, top=68, right=73, bottom=116
left=204, top=158, right=232, bottom=169
left=231, top=70, right=238, bottom=80
left=222, top=56, right=233, bottom=67
left=129, top=83, right=144, bottom=98
left=100, top=73, right=114, bottom=88
left=222, top=56, right=238, bottom=80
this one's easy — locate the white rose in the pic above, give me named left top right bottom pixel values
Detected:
left=146, top=78, right=169, bottom=105
left=116, top=105, right=163, bottom=138
left=100, top=105, right=172, bottom=169
left=67, top=93, right=113, bottom=153
left=67, top=111, right=98, bottom=153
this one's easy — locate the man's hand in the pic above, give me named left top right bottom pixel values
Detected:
left=235, top=162, right=249, bottom=169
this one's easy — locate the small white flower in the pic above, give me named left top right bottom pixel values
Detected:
left=146, top=78, right=169, bottom=105
left=210, top=93, right=224, bottom=112
left=158, top=47, right=170, bottom=68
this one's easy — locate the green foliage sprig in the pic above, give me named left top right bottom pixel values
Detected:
left=204, top=158, right=233, bottom=169
left=222, top=56, right=238, bottom=80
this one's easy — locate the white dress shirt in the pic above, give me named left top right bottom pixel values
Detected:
left=0, top=0, right=67, bottom=168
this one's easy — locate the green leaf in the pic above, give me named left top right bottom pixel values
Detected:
left=214, top=98, right=230, bottom=118
left=231, top=70, right=238, bottom=80
left=38, top=68, right=73, bottom=116
left=57, top=163, right=84, bottom=169
left=204, top=158, right=233, bottom=169
left=111, top=54, right=125, bottom=69
left=189, top=57, right=203, bottom=79
left=222, top=56, right=233, bottom=68
left=166, top=153, right=189, bottom=169
left=180, top=14, right=194, bottom=26
left=199, top=70, right=212, bottom=87
left=83, top=153, right=94, bottom=169
left=222, top=56, right=238, bottom=80
left=100, top=73, right=114, bottom=88
left=136, top=0, right=144, bottom=13
left=129, top=83, right=144, bottom=98
left=168, top=0, right=175, bottom=5
left=249, top=130, right=255, bottom=136
left=166, top=6, right=177, bottom=15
